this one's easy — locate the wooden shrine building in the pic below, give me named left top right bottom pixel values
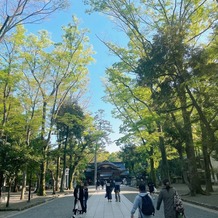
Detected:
left=85, top=160, right=129, bottom=184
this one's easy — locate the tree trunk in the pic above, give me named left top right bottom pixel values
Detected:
left=38, top=160, right=46, bottom=196
left=179, top=87, right=203, bottom=195
left=55, top=155, right=60, bottom=192
left=158, top=124, right=169, bottom=180
left=49, top=170, right=55, bottom=195
left=60, top=133, right=68, bottom=192
left=68, top=167, right=73, bottom=190
left=68, top=153, right=74, bottom=190
left=149, top=147, right=156, bottom=187
left=38, top=101, right=47, bottom=196
left=6, top=179, right=11, bottom=207
left=28, top=172, right=32, bottom=202
left=150, top=157, right=156, bottom=185
left=94, top=143, right=98, bottom=186
left=200, top=121, right=213, bottom=193
left=0, top=171, right=4, bottom=197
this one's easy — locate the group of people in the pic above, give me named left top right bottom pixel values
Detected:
left=131, top=178, right=185, bottom=218
left=105, top=178, right=122, bottom=202
left=72, top=178, right=184, bottom=218
left=71, top=178, right=122, bottom=217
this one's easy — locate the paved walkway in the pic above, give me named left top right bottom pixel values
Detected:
left=0, top=183, right=218, bottom=217
left=81, top=184, right=218, bottom=218
left=84, top=188, right=139, bottom=218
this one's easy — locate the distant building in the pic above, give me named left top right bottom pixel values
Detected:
left=85, top=160, right=129, bottom=184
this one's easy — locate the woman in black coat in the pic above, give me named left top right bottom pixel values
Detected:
left=105, top=179, right=113, bottom=202
left=82, top=183, right=89, bottom=213
left=72, top=182, right=89, bottom=218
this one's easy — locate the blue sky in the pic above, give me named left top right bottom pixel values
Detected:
left=26, top=1, right=125, bottom=152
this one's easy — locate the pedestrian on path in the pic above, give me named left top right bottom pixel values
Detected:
left=114, top=178, right=122, bottom=202
left=131, top=183, right=155, bottom=218
left=83, top=182, right=89, bottom=213
left=101, top=180, right=105, bottom=190
left=147, top=180, right=156, bottom=199
left=96, top=179, right=100, bottom=191
left=105, top=179, right=113, bottom=202
left=72, top=181, right=88, bottom=218
left=156, top=178, right=184, bottom=218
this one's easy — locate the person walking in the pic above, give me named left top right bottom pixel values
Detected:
left=148, top=181, right=155, bottom=194
left=83, top=182, right=89, bottom=213
left=72, top=181, right=88, bottom=218
left=105, top=179, right=113, bottom=202
left=156, top=178, right=183, bottom=218
left=131, top=183, right=155, bottom=218
left=147, top=180, right=155, bottom=199
left=114, top=178, right=122, bottom=202
left=100, top=180, right=105, bottom=190
left=96, top=179, right=100, bottom=191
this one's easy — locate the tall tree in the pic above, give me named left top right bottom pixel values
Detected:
left=103, top=69, right=164, bottom=184
left=85, top=0, right=217, bottom=195
left=19, top=18, right=94, bottom=195
left=56, top=100, right=87, bottom=191
left=0, top=25, right=26, bottom=198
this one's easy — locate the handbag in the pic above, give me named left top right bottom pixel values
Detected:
left=174, top=190, right=184, bottom=214
left=75, top=199, right=82, bottom=211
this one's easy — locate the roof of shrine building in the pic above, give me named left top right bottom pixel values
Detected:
left=85, top=160, right=129, bottom=177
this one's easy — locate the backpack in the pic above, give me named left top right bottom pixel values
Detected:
left=140, top=194, right=155, bottom=216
